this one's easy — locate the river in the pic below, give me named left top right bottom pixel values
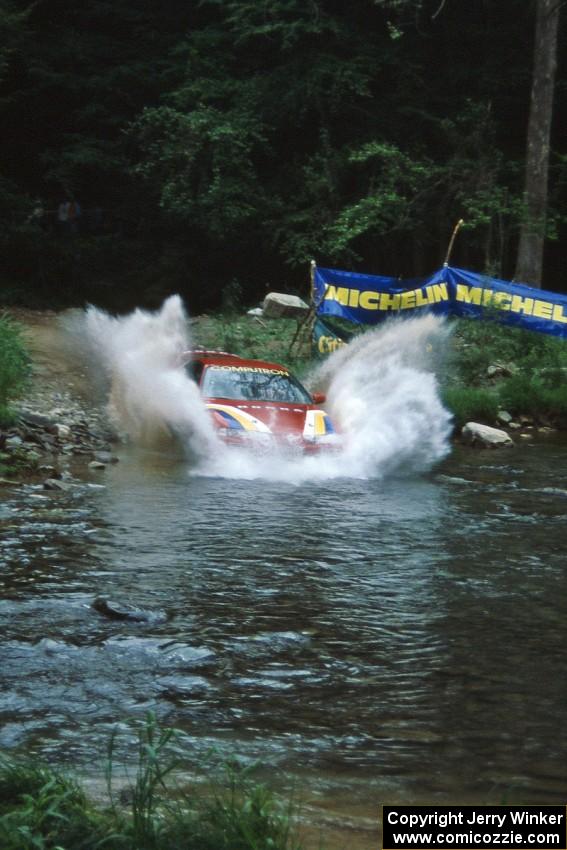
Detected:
left=1, top=435, right=566, bottom=846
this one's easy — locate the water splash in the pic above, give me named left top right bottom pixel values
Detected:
left=81, top=296, right=218, bottom=458
left=310, top=313, right=453, bottom=478
left=200, top=313, right=453, bottom=481
left=78, top=297, right=452, bottom=481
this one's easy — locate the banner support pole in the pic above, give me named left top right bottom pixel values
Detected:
left=288, top=259, right=318, bottom=359
left=443, top=219, right=465, bottom=268
left=310, top=258, right=316, bottom=303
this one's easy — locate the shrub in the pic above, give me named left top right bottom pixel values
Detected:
left=450, top=318, right=567, bottom=384
left=498, top=373, right=567, bottom=420
left=0, top=313, right=30, bottom=424
left=0, top=758, right=104, bottom=850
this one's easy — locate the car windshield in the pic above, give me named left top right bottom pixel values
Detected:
left=201, top=365, right=312, bottom=404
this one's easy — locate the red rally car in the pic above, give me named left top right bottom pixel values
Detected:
left=184, top=350, right=339, bottom=453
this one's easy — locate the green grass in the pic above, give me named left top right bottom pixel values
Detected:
left=498, top=373, right=567, bottom=419
left=0, top=313, right=30, bottom=426
left=0, top=714, right=304, bottom=850
left=0, top=758, right=105, bottom=850
left=442, top=386, right=500, bottom=429
left=192, top=314, right=312, bottom=377
left=445, top=318, right=567, bottom=426
left=449, top=316, right=567, bottom=385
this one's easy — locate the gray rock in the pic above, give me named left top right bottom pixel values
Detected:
left=55, top=424, right=71, bottom=440
left=496, top=409, right=513, bottom=425
left=262, top=292, right=309, bottom=319
left=461, top=422, right=514, bottom=448
left=93, top=451, right=119, bottom=464
left=38, top=638, right=69, bottom=654
left=5, top=436, right=23, bottom=448
left=156, top=675, right=213, bottom=698
left=88, top=461, right=106, bottom=470
left=93, top=597, right=169, bottom=625
left=486, top=362, right=514, bottom=379
left=18, top=410, right=55, bottom=428
left=43, top=478, right=75, bottom=491
left=160, top=644, right=216, bottom=669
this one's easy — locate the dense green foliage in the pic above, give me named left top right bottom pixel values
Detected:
left=0, top=714, right=302, bottom=850
left=0, top=0, right=565, bottom=312
left=446, top=318, right=567, bottom=426
left=0, top=313, right=29, bottom=424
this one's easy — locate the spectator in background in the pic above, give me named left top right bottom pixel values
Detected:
left=68, top=197, right=81, bottom=233
left=57, top=198, right=70, bottom=234
left=28, top=199, right=46, bottom=229
left=57, top=196, right=82, bottom=234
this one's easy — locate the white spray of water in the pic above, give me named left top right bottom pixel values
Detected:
left=310, top=313, right=453, bottom=478
left=200, top=312, right=453, bottom=481
left=82, top=296, right=219, bottom=459
left=77, top=297, right=453, bottom=481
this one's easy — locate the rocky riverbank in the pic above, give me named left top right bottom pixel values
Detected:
left=0, top=309, right=119, bottom=486
left=0, top=386, right=119, bottom=487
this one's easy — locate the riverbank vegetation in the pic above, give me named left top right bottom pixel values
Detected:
left=445, top=320, right=567, bottom=427
left=0, top=715, right=302, bottom=850
left=0, top=313, right=30, bottom=426
left=0, top=2, right=566, bottom=312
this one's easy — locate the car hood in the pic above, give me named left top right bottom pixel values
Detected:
left=205, top=399, right=336, bottom=441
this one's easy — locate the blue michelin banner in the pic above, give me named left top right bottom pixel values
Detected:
left=313, top=265, right=567, bottom=339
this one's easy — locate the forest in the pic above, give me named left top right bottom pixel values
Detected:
left=0, top=0, right=565, bottom=314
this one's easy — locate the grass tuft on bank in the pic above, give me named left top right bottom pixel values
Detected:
left=0, top=714, right=303, bottom=850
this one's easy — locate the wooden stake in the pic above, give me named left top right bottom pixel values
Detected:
left=443, top=219, right=465, bottom=268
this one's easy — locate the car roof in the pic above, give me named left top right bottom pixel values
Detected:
left=184, top=350, right=292, bottom=372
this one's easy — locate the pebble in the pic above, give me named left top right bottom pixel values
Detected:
left=55, top=424, right=71, bottom=439
left=5, top=436, right=23, bottom=448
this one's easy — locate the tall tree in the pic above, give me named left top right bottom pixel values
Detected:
left=514, top=0, right=560, bottom=287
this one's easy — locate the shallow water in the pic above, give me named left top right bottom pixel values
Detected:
left=1, top=437, right=567, bottom=842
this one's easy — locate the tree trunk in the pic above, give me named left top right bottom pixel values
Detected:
left=514, top=0, right=559, bottom=288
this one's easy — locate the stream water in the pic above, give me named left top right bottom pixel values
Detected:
left=1, top=436, right=567, bottom=844
left=2, top=304, right=567, bottom=846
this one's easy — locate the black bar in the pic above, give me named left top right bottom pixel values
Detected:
left=382, top=805, right=567, bottom=850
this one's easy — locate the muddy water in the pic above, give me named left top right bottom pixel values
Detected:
left=1, top=439, right=567, bottom=844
